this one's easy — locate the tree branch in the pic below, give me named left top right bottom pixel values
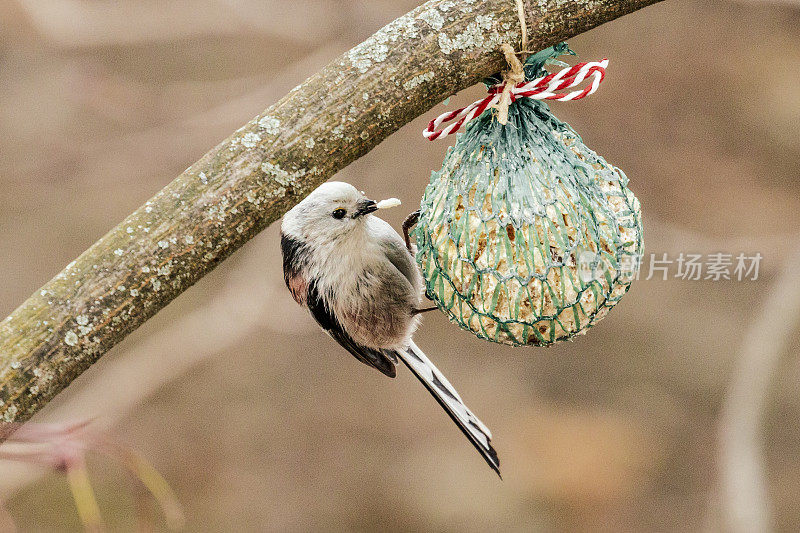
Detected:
left=717, top=245, right=800, bottom=533
left=0, top=0, right=662, bottom=434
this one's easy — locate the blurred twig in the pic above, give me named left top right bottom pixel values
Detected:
left=95, top=441, right=185, bottom=530
left=718, top=244, right=800, bottom=533
left=65, top=457, right=104, bottom=532
left=0, top=0, right=663, bottom=434
left=0, top=421, right=184, bottom=531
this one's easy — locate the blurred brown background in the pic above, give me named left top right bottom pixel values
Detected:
left=1, top=0, right=800, bottom=531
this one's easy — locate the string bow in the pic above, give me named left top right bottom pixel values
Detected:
left=423, top=51, right=608, bottom=141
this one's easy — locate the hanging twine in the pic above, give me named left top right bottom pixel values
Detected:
left=493, top=43, right=526, bottom=126
left=493, top=0, right=528, bottom=125
left=423, top=0, right=608, bottom=141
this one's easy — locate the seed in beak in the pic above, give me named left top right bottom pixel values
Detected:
left=376, top=198, right=401, bottom=210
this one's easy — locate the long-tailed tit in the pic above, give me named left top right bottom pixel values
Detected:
left=280, top=181, right=499, bottom=476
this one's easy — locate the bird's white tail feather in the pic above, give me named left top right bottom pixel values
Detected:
left=397, top=341, right=500, bottom=476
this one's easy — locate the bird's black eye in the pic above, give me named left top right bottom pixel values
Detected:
left=332, top=208, right=347, bottom=219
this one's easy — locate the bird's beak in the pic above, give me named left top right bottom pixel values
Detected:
left=352, top=199, right=378, bottom=218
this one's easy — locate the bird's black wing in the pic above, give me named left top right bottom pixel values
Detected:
left=306, top=279, right=397, bottom=378
left=281, top=234, right=311, bottom=305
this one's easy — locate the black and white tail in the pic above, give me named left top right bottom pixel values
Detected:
left=397, top=341, right=500, bottom=477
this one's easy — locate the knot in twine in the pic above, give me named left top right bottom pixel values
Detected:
left=422, top=0, right=608, bottom=141
left=493, top=43, right=527, bottom=126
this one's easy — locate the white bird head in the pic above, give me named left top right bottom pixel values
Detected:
left=282, top=181, right=389, bottom=243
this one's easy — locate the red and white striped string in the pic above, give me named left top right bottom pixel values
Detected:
left=423, top=58, right=608, bottom=141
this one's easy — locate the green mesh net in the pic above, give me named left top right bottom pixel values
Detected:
left=413, top=45, right=644, bottom=347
